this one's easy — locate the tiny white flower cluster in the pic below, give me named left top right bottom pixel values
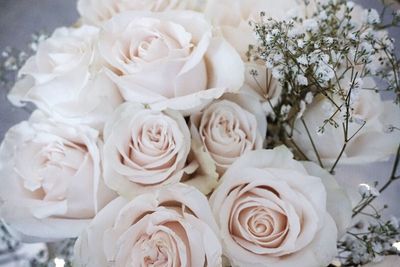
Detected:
left=358, top=183, right=380, bottom=197
left=340, top=217, right=400, bottom=265
left=249, top=0, right=400, bottom=140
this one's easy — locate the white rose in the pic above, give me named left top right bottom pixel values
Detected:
left=190, top=93, right=266, bottom=176
left=8, top=25, right=123, bottom=130
left=205, top=0, right=309, bottom=114
left=74, top=183, right=222, bottom=267
left=0, top=111, right=115, bottom=242
left=78, top=0, right=206, bottom=26
left=103, top=103, right=191, bottom=198
left=210, top=146, right=351, bottom=267
left=98, top=10, right=244, bottom=114
left=292, top=80, right=400, bottom=166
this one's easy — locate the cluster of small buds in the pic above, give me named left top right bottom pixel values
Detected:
left=358, top=183, right=380, bottom=197
left=339, top=217, right=400, bottom=266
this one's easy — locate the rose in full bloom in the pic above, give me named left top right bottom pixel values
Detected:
left=292, top=79, right=400, bottom=166
left=210, top=146, right=351, bottom=267
left=98, top=10, right=244, bottom=114
left=8, top=25, right=123, bottom=130
left=0, top=111, right=115, bottom=241
left=190, top=93, right=266, bottom=176
left=74, top=183, right=222, bottom=267
left=78, top=0, right=206, bottom=26
left=103, top=103, right=191, bottom=198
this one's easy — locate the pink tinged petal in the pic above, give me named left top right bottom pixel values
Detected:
left=205, top=37, right=244, bottom=91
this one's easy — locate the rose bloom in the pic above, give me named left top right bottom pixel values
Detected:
left=0, top=111, right=115, bottom=241
left=74, top=183, right=222, bottom=267
left=204, top=0, right=310, bottom=114
left=98, top=10, right=244, bottom=114
left=8, top=25, right=123, bottom=130
left=210, top=146, right=351, bottom=267
left=78, top=0, right=206, bottom=26
left=293, top=79, right=400, bottom=166
left=190, top=93, right=266, bottom=176
left=103, top=103, right=191, bottom=198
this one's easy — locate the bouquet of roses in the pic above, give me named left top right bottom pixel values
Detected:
left=0, top=0, right=400, bottom=266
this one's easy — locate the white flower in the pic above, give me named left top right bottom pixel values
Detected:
left=74, top=184, right=222, bottom=267
left=205, top=0, right=310, bottom=114
left=8, top=26, right=123, bottom=130
left=293, top=78, right=400, bottom=166
left=364, top=8, right=381, bottom=25
left=78, top=0, right=205, bottom=26
left=297, top=75, right=308, bottom=86
left=189, top=93, right=266, bottom=176
left=98, top=11, right=244, bottom=115
left=0, top=111, right=115, bottom=242
left=241, top=63, right=282, bottom=114
left=305, top=92, right=314, bottom=104
left=210, top=146, right=352, bottom=267
left=393, top=242, right=400, bottom=252
left=102, top=103, right=191, bottom=198
left=358, top=183, right=372, bottom=197
left=303, top=18, right=318, bottom=32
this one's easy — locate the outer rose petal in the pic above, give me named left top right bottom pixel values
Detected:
left=210, top=146, right=349, bottom=267
left=74, top=184, right=222, bottom=267
left=293, top=80, right=400, bottom=166
left=103, top=103, right=191, bottom=198
left=301, top=162, right=352, bottom=237
left=0, top=111, right=115, bottom=242
left=99, top=11, right=244, bottom=115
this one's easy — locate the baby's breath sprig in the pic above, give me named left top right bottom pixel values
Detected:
left=248, top=0, right=400, bottom=172
left=335, top=144, right=400, bottom=266
left=337, top=216, right=400, bottom=266
left=0, top=31, right=47, bottom=89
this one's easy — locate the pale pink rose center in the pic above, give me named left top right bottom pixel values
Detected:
left=229, top=187, right=294, bottom=254
left=199, top=101, right=259, bottom=172
left=115, top=113, right=185, bottom=185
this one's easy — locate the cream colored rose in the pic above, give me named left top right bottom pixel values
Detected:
left=78, top=0, right=206, bottom=26
left=103, top=103, right=191, bottom=198
left=8, top=25, right=123, bottom=130
left=74, top=183, right=222, bottom=267
left=292, top=80, right=400, bottom=166
left=98, top=10, right=244, bottom=114
left=205, top=0, right=309, bottom=114
left=0, top=111, right=115, bottom=242
left=190, top=93, right=266, bottom=176
left=210, top=146, right=351, bottom=267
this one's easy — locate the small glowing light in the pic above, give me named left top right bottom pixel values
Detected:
left=54, top=257, right=66, bottom=267
left=393, top=241, right=400, bottom=252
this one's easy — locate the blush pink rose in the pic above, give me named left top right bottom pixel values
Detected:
left=210, top=146, right=351, bottom=267
left=0, top=111, right=115, bottom=242
left=98, top=10, right=244, bottom=114
left=102, top=103, right=191, bottom=198
left=190, top=93, right=266, bottom=176
left=74, top=184, right=222, bottom=267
